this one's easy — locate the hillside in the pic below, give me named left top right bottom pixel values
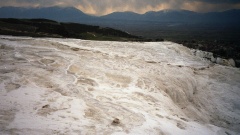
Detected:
left=0, top=35, right=240, bottom=135
left=0, top=18, right=141, bottom=41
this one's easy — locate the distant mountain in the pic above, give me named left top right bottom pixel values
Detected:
left=202, top=9, right=240, bottom=23
left=102, top=10, right=199, bottom=22
left=103, top=9, right=240, bottom=23
left=102, top=11, right=142, bottom=20
left=1, top=6, right=240, bottom=23
left=143, top=10, right=199, bottom=22
left=0, top=6, right=94, bottom=23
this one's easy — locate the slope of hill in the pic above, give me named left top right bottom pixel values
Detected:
left=0, top=18, right=141, bottom=41
left=0, top=35, right=240, bottom=134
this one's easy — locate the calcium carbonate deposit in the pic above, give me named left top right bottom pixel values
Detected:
left=0, top=35, right=240, bottom=135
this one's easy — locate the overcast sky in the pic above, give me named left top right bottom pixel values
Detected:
left=1, top=0, right=240, bottom=15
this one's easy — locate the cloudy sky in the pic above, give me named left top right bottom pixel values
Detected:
left=0, top=0, right=240, bottom=15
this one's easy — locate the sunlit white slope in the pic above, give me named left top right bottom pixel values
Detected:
left=0, top=36, right=239, bottom=135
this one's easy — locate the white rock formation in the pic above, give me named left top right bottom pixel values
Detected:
left=216, top=57, right=223, bottom=65
left=193, top=50, right=213, bottom=60
left=192, top=50, right=236, bottom=67
left=0, top=36, right=240, bottom=135
left=211, top=56, right=216, bottom=63
left=229, top=59, right=236, bottom=67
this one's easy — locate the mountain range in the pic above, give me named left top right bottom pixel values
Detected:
left=1, top=6, right=240, bottom=24
left=0, top=6, right=94, bottom=23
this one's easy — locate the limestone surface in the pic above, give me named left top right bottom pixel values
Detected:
left=0, top=36, right=240, bottom=135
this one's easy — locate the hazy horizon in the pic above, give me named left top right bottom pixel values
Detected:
left=0, top=0, right=240, bottom=16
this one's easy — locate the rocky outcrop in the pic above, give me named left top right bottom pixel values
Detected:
left=192, top=49, right=236, bottom=67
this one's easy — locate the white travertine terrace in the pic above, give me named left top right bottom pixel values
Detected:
left=0, top=35, right=240, bottom=135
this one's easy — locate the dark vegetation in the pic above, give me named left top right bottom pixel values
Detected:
left=0, top=18, right=142, bottom=41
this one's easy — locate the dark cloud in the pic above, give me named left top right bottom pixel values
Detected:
left=0, top=0, right=240, bottom=15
